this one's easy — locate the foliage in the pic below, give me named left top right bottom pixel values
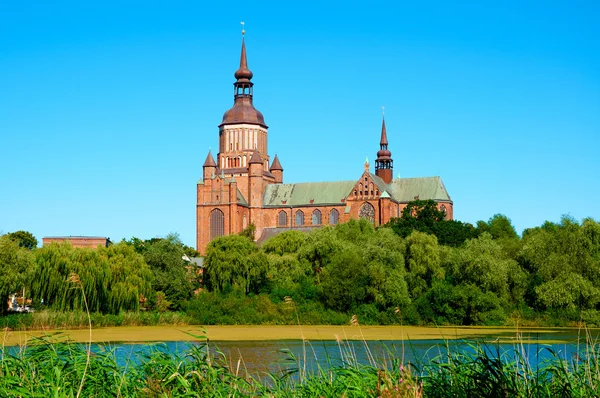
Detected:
left=2, top=335, right=600, bottom=397
left=204, top=235, right=267, bottom=294
left=0, top=235, right=34, bottom=315
left=126, top=233, right=197, bottom=310
left=520, top=216, right=600, bottom=311
left=238, top=222, right=256, bottom=240
left=385, top=199, right=478, bottom=247
left=29, top=241, right=152, bottom=314
left=5, top=230, right=38, bottom=250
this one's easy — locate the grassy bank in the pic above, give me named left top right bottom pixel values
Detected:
left=1, top=333, right=599, bottom=397
left=3, top=324, right=595, bottom=347
left=1, top=310, right=191, bottom=331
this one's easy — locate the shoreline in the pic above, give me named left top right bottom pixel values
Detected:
left=3, top=325, right=594, bottom=347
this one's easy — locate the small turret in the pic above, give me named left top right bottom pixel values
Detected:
left=203, top=150, right=217, bottom=180
left=270, top=154, right=283, bottom=183
left=248, top=150, right=264, bottom=207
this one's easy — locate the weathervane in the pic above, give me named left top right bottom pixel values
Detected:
left=241, top=21, right=245, bottom=36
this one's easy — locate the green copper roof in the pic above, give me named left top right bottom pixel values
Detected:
left=263, top=181, right=356, bottom=207
left=387, top=176, right=451, bottom=202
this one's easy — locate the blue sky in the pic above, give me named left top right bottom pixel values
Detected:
left=1, top=1, right=598, bottom=247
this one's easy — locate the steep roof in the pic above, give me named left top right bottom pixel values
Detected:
left=270, top=155, right=283, bottom=171
left=263, top=181, right=356, bottom=207
left=387, top=176, right=451, bottom=202
left=249, top=150, right=263, bottom=164
left=203, top=151, right=217, bottom=167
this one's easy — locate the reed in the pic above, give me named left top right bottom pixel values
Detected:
left=1, top=330, right=599, bottom=396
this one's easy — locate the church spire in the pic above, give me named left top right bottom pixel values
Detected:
left=219, top=26, right=267, bottom=128
left=375, top=111, right=393, bottom=184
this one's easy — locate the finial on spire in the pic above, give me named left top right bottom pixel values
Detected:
left=364, top=156, right=370, bottom=171
left=241, top=21, right=245, bottom=36
left=382, top=106, right=385, bottom=116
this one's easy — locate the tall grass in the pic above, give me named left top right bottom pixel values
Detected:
left=2, top=333, right=600, bottom=396
left=2, top=310, right=191, bottom=331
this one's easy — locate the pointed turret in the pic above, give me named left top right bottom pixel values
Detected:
left=203, top=150, right=217, bottom=180
left=270, top=155, right=283, bottom=171
left=203, top=150, right=217, bottom=167
left=249, top=150, right=262, bottom=165
left=375, top=114, right=393, bottom=184
left=270, top=154, right=283, bottom=183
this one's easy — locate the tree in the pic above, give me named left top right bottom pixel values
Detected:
left=445, top=233, right=526, bottom=302
left=362, top=228, right=411, bottom=309
left=320, top=244, right=369, bottom=312
left=262, top=230, right=307, bottom=256
left=403, top=231, right=444, bottom=298
left=204, top=235, right=267, bottom=294
left=239, top=223, right=256, bottom=241
left=0, top=235, right=34, bottom=315
left=520, top=216, right=600, bottom=310
left=30, top=241, right=152, bottom=314
left=6, top=231, right=38, bottom=250
left=385, top=200, right=477, bottom=247
left=135, top=233, right=197, bottom=310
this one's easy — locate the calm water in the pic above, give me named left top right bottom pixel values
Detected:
left=87, top=329, right=593, bottom=376
left=6, top=329, right=595, bottom=378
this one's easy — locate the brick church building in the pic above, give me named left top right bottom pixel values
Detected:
left=196, top=35, right=453, bottom=254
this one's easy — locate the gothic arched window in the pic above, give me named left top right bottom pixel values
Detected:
left=295, top=210, right=304, bottom=226
left=278, top=211, right=288, bottom=227
left=210, top=209, right=225, bottom=240
left=359, top=202, right=375, bottom=223
left=312, top=209, right=322, bottom=225
left=329, top=209, right=339, bottom=225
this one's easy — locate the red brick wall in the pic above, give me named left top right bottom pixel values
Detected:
left=42, top=237, right=109, bottom=249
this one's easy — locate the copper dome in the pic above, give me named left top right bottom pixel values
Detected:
left=220, top=97, right=267, bottom=128
left=377, top=149, right=392, bottom=158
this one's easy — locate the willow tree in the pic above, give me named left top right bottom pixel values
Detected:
left=98, top=243, right=153, bottom=313
left=0, top=235, right=34, bottom=315
left=204, top=235, right=267, bottom=294
left=30, top=242, right=152, bottom=314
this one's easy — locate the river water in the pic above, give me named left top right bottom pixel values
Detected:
left=99, top=328, right=593, bottom=377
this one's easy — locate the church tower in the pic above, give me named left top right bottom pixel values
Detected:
left=375, top=115, right=393, bottom=184
left=217, top=31, right=269, bottom=174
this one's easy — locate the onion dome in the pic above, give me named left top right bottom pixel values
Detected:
left=221, top=100, right=266, bottom=127
left=219, top=35, right=268, bottom=128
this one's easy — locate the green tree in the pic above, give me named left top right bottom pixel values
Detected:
left=385, top=200, right=477, bottom=247
left=363, top=228, right=411, bottom=309
left=320, top=244, right=369, bottom=312
left=6, top=230, right=38, bottom=250
left=404, top=231, right=444, bottom=298
left=298, top=227, right=345, bottom=283
left=204, top=235, right=267, bottom=294
left=520, top=216, right=600, bottom=310
left=0, top=235, right=34, bottom=315
left=445, top=233, right=526, bottom=301
left=135, top=233, right=196, bottom=310
left=263, top=230, right=308, bottom=256
left=30, top=241, right=152, bottom=314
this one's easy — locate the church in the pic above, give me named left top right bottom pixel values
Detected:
left=196, top=34, right=453, bottom=254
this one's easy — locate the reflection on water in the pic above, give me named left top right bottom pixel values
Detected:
left=102, top=329, right=593, bottom=377
left=6, top=329, right=594, bottom=379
